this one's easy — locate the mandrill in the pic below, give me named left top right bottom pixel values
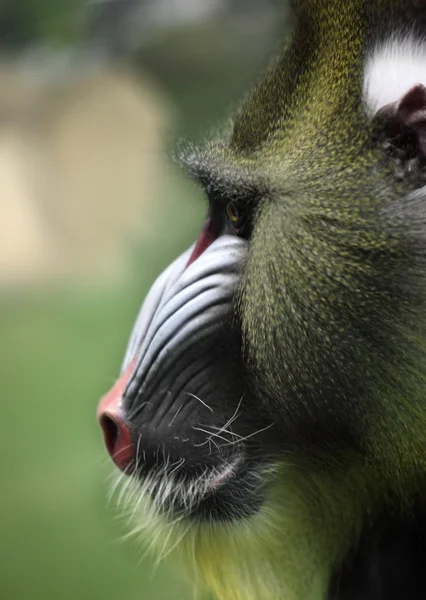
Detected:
left=97, top=1, right=426, bottom=599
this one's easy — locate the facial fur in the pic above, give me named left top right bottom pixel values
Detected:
left=98, top=2, right=426, bottom=599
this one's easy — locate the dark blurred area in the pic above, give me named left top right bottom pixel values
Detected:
left=0, top=1, right=290, bottom=599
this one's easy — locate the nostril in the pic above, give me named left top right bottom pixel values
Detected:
left=99, top=412, right=135, bottom=473
left=100, top=414, right=119, bottom=458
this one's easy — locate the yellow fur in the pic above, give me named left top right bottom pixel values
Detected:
left=123, top=464, right=368, bottom=600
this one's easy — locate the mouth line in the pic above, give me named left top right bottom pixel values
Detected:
left=203, top=454, right=244, bottom=494
left=133, top=453, right=245, bottom=517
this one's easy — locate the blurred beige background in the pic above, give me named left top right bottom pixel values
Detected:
left=0, top=62, right=169, bottom=286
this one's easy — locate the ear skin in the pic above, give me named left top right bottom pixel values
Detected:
left=397, top=84, right=426, bottom=154
left=376, top=84, right=426, bottom=156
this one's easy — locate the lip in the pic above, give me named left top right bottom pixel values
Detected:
left=203, top=454, right=244, bottom=494
left=138, top=454, right=245, bottom=510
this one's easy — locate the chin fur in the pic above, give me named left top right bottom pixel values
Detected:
left=109, top=462, right=366, bottom=600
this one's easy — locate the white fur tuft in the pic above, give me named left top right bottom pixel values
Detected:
left=363, top=35, right=426, bottom=116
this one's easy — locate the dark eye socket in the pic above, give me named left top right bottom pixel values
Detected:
left=226, top=201, right=247, bottom=233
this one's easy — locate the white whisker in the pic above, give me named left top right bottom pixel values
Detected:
left=186, top=392, right=214, bottom=413
left=223, top=422, right=275, bottom=447
left=168, top=404, right=183, bottom=427
left=193, top=426, right=230, bottom=444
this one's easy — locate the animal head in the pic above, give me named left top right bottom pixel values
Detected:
left=98, top=2, right=426, bottom=598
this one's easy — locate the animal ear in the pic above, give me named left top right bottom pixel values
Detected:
left=375, top=84, right=426, bottom=158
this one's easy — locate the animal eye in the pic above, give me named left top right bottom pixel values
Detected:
left=226, top=200, right=247, bottom=229
left=225, top=200, right=250, bottom=236
left=226, top=201, right=240, bottom=223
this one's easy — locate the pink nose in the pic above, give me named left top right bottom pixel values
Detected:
left=97, top=362, right=135, bottom=472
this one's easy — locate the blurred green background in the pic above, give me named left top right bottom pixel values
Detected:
left=0, top=1, right=289, bottom=598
